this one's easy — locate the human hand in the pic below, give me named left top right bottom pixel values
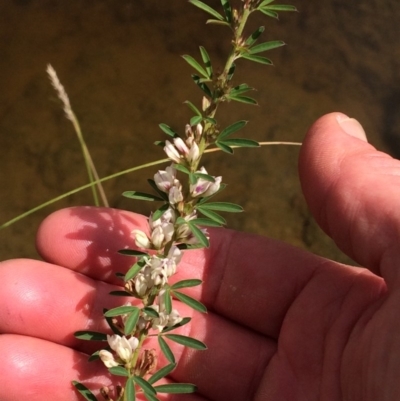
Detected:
left=0, top=112, right=398, bottom=401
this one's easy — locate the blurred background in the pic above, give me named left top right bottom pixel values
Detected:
left=0, top=0, right=399, bottom=263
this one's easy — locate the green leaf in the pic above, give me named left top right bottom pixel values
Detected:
left=172, top=291, right=207, bottom=313
left=143, top=306, right=160, bottom=318
left=159, top=123, right=177, bottom=137
left=196, top=206, right=227, bottom=225
left=205, top=19, right=231, bottom=27
left=220, top=0, right=232, bottom=22
left=258, top=8, right=279, bottom=18
left=88, top=350, right=100, bottom=362
left=165, top=334, right=207, bottom=350
left=72, top=381, right=98, bottom=401
left=122, top=191, right=164, bottom=201
left=143, top=393, right=160, bottom=401
left=171, top=279, right=202, bottom=290
left=190, top=115, right=203, bottom=126
left=134, top=376, right=157, bottom=395
left=226, top=63, right=235, bottom=81
left=215, top=141, right=233, bottom=154
left=193, top=172, right=215, bottom=182
left=199, top=46, right=213, bottom=77
left=161, top=317, right=191, bottom=333
left=218, top=120, right=247, bottom=139
left=197, top=202, right=243, bottom=212
left=125, top=377, right=136, bottom=401
left=152, top=203, right=170, bottom=221
left=104, top=305, right=139, bottom=318
left=245, top=26, right=265, bottom=46
left=74, top=331, right=107, bottom=341
left=227, top=95, right=258, bottom=105
left=158, top=335, right=176, bottom=363
left=174, top=163, right=190, bottom=174
left=118, top=249, right=148, bottom=257
left=109, top=366, right=129, bottom=377
left=192, top=74, right=213, bottom=97
left=165, top=287, right=172, bottom=314
left=241, top=54, right=273, bottom=65
left=184, top=100, right=202, bottom=116
left=182, top=54, right=209, bottom=79
left=229, top=83, right=254, bottom=97
left=148, top=363, right=177, bottom=385
left=109, top=290, right=131, bottom=296
left=219, top=138, right=260, bottom=148
left=154, top=383, right=197, bottom=394
left=249, top=40, right=285, bottom=54
left=189, top=0, right=224, bottom=20
left=191, top=217, right=223, bottom=227
left=264, top=4, right=298, bottom=11
left=187, top=221, right=210, bottom=248
left=125, top=259, right=146, bottom=281
left=124, top=308, right=140, bottom=335
left=103, top=308, right=124, bottom=335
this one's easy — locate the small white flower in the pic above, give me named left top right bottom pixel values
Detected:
left=99, top=350, right=119, bottom=368
left=107, top=334, right=139, bottom=363
left=164, top=140, right=181, bottom=163
left=169, top=184, right=183, bottom=204
left=154, top=164, right=177, bottom=193
left=173, top=137, right=189, bottom=155
left=190, top=167, right=222, bottom=197
left=132, top=229, right=151, bottom=249
left=187, top=141, right=200, bottom=163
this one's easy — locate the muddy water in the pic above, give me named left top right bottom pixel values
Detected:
left=1, top=1, right=399, bottom=263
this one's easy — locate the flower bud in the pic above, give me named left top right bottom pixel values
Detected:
left=132, top=229, right=151, bottom=249
left=164, top=140, right=181, bottom=163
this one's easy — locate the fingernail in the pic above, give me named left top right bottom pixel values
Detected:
left=336, top=114, right=368, bottom=142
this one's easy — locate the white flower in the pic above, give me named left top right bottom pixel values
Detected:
left=190, top=167, right=222, bottom=197
left=173, top=137, right=189, bottom=155
left=187, top=141, right=200, bottom=163
left=99, top=350, right=119, bottom=368
left=164, top=140, right=181, bottom=163
left=169, top=184, right=183, bottom=204
left=107, top=334, right=139, bottom=363
left=132, top=229, right=151, bottom=249
left=154, top=164, right=177, bottom=193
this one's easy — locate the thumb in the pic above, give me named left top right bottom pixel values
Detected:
left=299, top=112, right=400, bottom=285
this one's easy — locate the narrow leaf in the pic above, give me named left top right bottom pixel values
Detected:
left=219, top=138, right=260, bottom=147
left=125, top=260, right=146, bottom=281
left=227, top=95, right=258, bottom=105
left=165, top=287, right=172, bottom=314
left=104, top=305, right=139, bottom=318
left=143, top=393, right=160, bottom=401
left=109, top=290, right=131, bottom=296
left=74, top=331, right=107, bottom=341
left=192, top=74, right=213, bottom=97
left=171, top=279, right=202, bottom=290
left=159, top=123, right=177, bottom=137
left=258, top=8, right=279, bottom=18
left=199, top=46, right=213, bottom=77
left=165, top=334, right=207, bottom=350
left=134, top=376, right=157, bottom=395
left=182, top=55, right=209, bottom=79
left=187, top=221, right=210, bottom=248
left=161, top=317, right=191, bottom=333
left=124, top=308, right=140, bottom=335
left=174, top=164, right=190, bottom=174
left=103, top=309, right=124, bottom=335
left=109, top=366, right=129, bottom=377
left=72, top=381, right=98, bottom=401
left=154, top=383, right=197, bottom=394
left=258, top=0, right=275, bottom=6
left=190, top=115, right=203, bottom=126
left=152, top=203, right=170, bottom=221
left=196, top=206, right=227, bottom=225
left=245, top=26, right=265, bottom=46
left=125, top=377, right=136, bottom=401
left=189, top=0, right=224, bottom=20
left=88, top=350, right=100, bottom=362
left=118, top=249, right=147, bottom=257
left=249, top=40, right=285, bottom=54
left=193, top=172, right=215, bottom=182
left=147, top=179, right=169, bottom=201
left=220, top=0, right=232, bottom=22
left=218, top=120, right=248, bottom=139
left=158, top=336, right=175, bottom=363
left=215, top=141, right=233, bottom=154
left=184, top=100, right=202, bottom=116
left=122, top=191, right=164, bottom=201
left=229, top=83, right=254, bottom=97
left=206, top=19, right=231, bottom=27
left=264, top=4, right=298, bottom=11
left=241, top=54, right=273, bottom=65
left=191, top=217, right=223, bottom=227
left=148, top=363, right=177, bottom=385
left=197, top=202, right=243, bottom=212
left=143, top=306, right=160, bottom=318
left=172, top=291, right=207, bottom=313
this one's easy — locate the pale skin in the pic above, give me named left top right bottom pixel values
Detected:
left=1, top=112, right=399, bottom=401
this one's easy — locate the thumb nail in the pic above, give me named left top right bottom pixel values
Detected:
left=336, top=114, right=368, bottom=142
